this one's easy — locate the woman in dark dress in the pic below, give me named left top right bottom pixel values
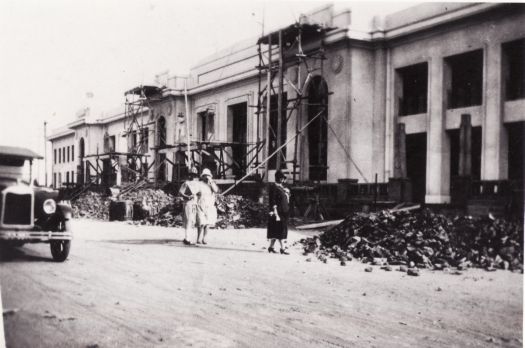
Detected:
left=267, top=170, right=290, bottom=255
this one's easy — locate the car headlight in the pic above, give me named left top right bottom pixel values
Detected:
left=43, top=199, right=57, bottom=214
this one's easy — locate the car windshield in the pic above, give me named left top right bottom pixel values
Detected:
left=0, top=156, right=32, bottom=183
left=0, top=156, right=25, bottom=167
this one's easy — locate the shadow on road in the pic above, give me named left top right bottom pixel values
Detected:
left=103, top=239, right=265, bottom=254
left=0, top=246, right=54, bottom=263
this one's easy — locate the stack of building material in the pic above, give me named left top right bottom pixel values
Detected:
left=300, top=209, right=523, bottom=272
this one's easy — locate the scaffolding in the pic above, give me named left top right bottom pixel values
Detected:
left=121, top=85, right=162, bottom=182
left=78, top=22, right=336, bottom=191
left=151, top=140, right=265, bottom=183
left=255, top=22, right=333, bottom=184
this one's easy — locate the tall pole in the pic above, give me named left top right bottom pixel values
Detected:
left=276, top=29, right=284, bottom=170
left=265, top=33, right=272, bottom=180
left=184, top=78, right=192, bottom=168
left=44, top=121, right=48, bottom=187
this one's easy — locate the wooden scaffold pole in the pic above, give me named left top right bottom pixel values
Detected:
left=184, top=78, right=192, bottom=168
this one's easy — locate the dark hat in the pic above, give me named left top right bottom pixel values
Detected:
left=275, top=170, right=286, bottom=181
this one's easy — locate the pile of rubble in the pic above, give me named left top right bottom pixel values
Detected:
left=300, top=209, right=523, bottom=272
left=72, top=189, right=267, bottom=229
left=215, top=194, right=267, bottom=229
left=120, top=189, right=175, bottom=216
left=71, top=191, right=110, bottom=220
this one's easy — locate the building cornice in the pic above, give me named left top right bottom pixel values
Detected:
left=67, top=118, right=89, bottom=129
left=370, top=3, right=503, bottom=41
left=47, top=128, right=75, bottom=141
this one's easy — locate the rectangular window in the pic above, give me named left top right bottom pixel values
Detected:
left=54, top=149, right=57, bottom=164
left=67, top=146, right=70, bottom=162
left=503, top=39, right=525, bottom=101
left=53, top=173, right=56, bottom=188
left=397, top=62, right=428, bottom=116
left=59, top=148, right=61, bottom=164
left=445, top=49, right=483, bottom=109
left=58, top=173, right=62, bottom=187
left=109, top=135, right=116, bottom=152
left=197, top=112, right=215, bottom=142
left=66, top=171, right=70, bottom=183
left=104, top=134, right=115, bottom=153
left=62, top=147, right=66, bottom=163
left=72, top=145, right=75, bottom=161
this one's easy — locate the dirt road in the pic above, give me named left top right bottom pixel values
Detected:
left=1, top=219, right=522, bottom=347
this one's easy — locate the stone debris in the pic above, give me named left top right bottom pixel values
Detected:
left=215, top=195, right=267, bottom=229
left=407, top=268, right=420, bottom=276
left=72, top=189, right=268, bottom=229
left=299, top=208, right=523, bottom=273
left=72, top=191, right=110, bottom=220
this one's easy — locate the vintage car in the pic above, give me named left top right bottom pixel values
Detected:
left=0, top=145, right=72, bottom=261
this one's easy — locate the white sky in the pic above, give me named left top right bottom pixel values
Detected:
left=0, top=0, right=417, bottom=182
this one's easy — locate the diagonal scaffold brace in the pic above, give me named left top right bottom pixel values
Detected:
left=221, top=108, right=326, bottom=196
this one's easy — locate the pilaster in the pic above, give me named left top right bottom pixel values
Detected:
left=482, top=43, right=508, bottom=180
left=425, top=57, right=451, bottom=204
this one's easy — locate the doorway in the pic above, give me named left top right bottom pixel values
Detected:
left=507, top=122, right=524, bottom=185
left=449, top=127, right=482, bottom=179
left=102, top=158, right=116, bottom=186
left=268, top=94, right=287, bottom=170
left=307, top=76, right=329, bottom=181
left=406, top=133, right=427, bottom=203
left=157, top=117, right=167, bottom=148
left=228, top=102, right=248, bottom=178
left=158, top=153, right=167, bottom=181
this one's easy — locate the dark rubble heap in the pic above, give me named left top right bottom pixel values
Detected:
left=301, top=209, right=523, bottom=272
left=215, top=194, right=268, bottom=229
left=121, top=188, right=174, bottom=216
left=71, top=191, right=110, bottom=220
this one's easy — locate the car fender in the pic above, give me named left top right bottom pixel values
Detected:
left=56, top=203, right=73, bottom=220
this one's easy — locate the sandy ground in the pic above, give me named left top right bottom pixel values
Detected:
left=0, top=219, right=522, bottom=348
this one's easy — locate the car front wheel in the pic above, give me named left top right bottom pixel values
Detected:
left=50, top=219, right=71, bottom=262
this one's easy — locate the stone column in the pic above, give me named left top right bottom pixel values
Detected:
left=372, top=45, right=387, bottom=182
left=426, top=57, right=451, bottom=204
left=482, top=43, right=508, bottom=180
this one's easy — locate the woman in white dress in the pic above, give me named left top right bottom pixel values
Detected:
left=178, top=166, right=201, bottom=245
left=196, top=168, right=219, bottom=244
